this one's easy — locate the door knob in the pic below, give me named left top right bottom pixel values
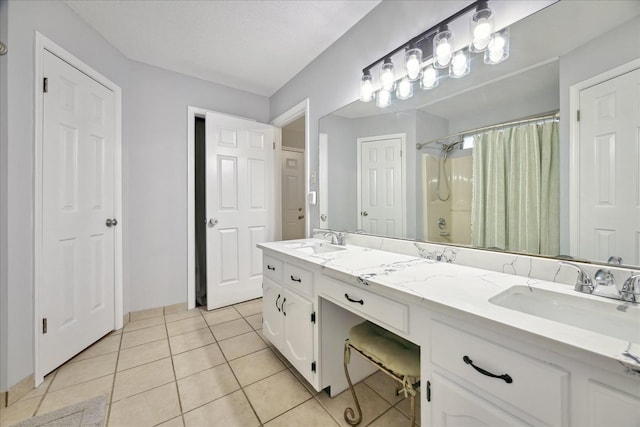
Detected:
left=105, top=218, right=118, bottom=227
left=207, top=218, right=218, bottom=228
left=320, top=214, right=327, bottom=221
left=361, top=211, right=368, bottom=217
left=298, top=215, right=305, bottom=220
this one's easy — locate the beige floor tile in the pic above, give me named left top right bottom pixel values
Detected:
left=166, top=316, right=207, bottom=337
left=49, top=352, right=117, bottom=391
left=112, top=357, right=175, bottom=401
left=234, top=299, right=262, bottom=317
left=218, top=331, right=267, bottom=361
left=177, top=364, right=240, bottom=412
left=117, top=339, right=171, bottom=371
left=364, top=371, right=403, bottom=405
left=70, top=334, right=121, bottom=363
left=164, top=302, right=188, bottom=315
left=368, top=407, right=410, bottom=427
left=129, top=307, right=164, bottom=322
left=244, top=313, right=262, bottom=329
left=290, top=366, right=320, bottom=396
left=169, top=328, right=215, bottom=355
left=244, top=369, right=311, bottom=423
left=165, top=308, right=201, bottom=324
left=316, top=383, right=391, bottom=427
left=210, top=318, right=252, bottom=341
left=183, top=389, right=259, bottom=427
left=173, top=343, right=226, bottom=379
left=108, top=382, right=181, bottom=427
left=123, top=316, right=165, bottom=333
left=229, top=348, right=286, bottom=386
left=37, top=375, right=113, bottom=415
left=265, top=398, right=339, bottom=427
left=108, top=328, right=123, bottom=336
left=395, top=390, right=421, bottom=425
left=19, top=372, right=54, bottom=401
left=157, top=415, right=185, bottom=427
left=0, top=397, right=40, bottom=426
left=255, top=328, right=275, bottom=347
left=120, top=324, right=167, bottom=349
left=203, top=307, right=241, bottom=326
left=270, top=346, right=293, bottom=368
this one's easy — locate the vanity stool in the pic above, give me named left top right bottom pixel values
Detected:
left=343, top=321, right=420, bottom=426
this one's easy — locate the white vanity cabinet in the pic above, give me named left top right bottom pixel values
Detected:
left=428, top=319, right=569, bottom=426
left=262, top=253, right=318, bottom=387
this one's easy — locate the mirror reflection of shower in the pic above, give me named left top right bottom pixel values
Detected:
left=436, top=140, right=462, bottom=201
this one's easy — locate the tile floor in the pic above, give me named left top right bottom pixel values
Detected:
left=0, top=298, right=420, bottom=427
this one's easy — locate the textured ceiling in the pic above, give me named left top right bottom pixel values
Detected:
left=65, top=0, right=381, bottom=96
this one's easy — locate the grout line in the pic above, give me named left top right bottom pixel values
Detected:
left=163, top=318, right=185, bottom=419
left=30, top=369, right=58, bottom=417
left=105, top=325, right=124, bottom=427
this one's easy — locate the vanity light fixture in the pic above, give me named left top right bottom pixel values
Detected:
left=358, top=0, right=510, bottom=107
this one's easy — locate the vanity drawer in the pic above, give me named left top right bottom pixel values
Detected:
left=430, top=320, right=568, bottom=426
left=284, top=263, right=314, bottom=297
left=322, top=277, right=408, bottom=334
left=264, top=255, right=283, bottom=283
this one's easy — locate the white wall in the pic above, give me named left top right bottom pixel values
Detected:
left=0, top=0, right=269, bottom=391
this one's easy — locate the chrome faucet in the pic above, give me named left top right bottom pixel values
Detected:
left=324, top=231, right=346, bottom=246
left=559, top=261, right=594, bottom=294
left=620, top=274, right=640, bottom=303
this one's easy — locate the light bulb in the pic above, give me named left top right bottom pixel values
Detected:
left=359, top=73, right=374, bottom=102
left=376, top=89, right=391, bottom=108
left=421, top=66, right=438, bottom=89
left=405, top=48, right=422, bottom=81
left=484, top=28, right=509, bottom=64
left=433, top=29, right=454, bottom=69
left=470, top=7, right=494, bottom=52
left=396, top=77, right=413, bottom=100
left=380, top=62, right=395, bottom=91
left=488, top=47, right=504, bottom=63
left=449, top=50, right=469, bottom=78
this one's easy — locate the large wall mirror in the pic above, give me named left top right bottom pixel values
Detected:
left=318, top=1, right=640, bottom=268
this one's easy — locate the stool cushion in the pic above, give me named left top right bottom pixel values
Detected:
left=348, top=321, right=420, bottom=377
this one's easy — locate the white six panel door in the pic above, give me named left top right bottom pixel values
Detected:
left=578, top=68, right=640, bottom=265
left=205, top=112, right=275, bottom=310
left=282, top=150, right=305, bottom=240
left=358, top=136, right=404, bottom=237
left=41, top=50, right=116, bottom=375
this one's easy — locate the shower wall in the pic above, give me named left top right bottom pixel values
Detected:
left=423, top=153, right=473, bottom=245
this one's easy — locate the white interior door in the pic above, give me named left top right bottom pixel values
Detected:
left=578, top=68, right=640, bottom=265
left=205, top=112, right=275, bottom=310
left=41, top=50, right=116, bottom=375
left=358, top=135, right=405, bottom=237
left=281, top=149, right=305, bottom=240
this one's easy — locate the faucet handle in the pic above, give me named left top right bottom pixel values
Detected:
left=594, top=268, right=615, bottom=287
left=621, top=274, right=640, bottom=303
left=559, top=261, right=594, bottom=294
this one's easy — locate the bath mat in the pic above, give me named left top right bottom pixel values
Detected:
left=10, top=394, right=108, bottom=427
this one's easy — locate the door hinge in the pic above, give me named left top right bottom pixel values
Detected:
left=426, top=380, right=431, bottom=402
left=576, top=110, right=580, bottom=122
left=273, top=141, right=276, bottom=150
left=43, top=77, right=48, bottom=93
left=310, top=312, right=316, bottom=324
left=311, top=361, right=316, bottom=373
left=42, top=317, right=48, bottom=334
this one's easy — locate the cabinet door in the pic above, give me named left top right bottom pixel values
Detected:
left=588, top=380, right=640, bottom=427
left=431, top=372, right=531, bottom=427
left=262, top=278, right=283, bottom=349
left=282, top=289, right=314, bottom=381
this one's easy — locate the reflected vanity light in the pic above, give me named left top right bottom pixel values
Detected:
left=358, top=0, right=509, bottom=107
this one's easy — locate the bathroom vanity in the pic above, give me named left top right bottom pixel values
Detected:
left=258, top=238, right=640, bottom=427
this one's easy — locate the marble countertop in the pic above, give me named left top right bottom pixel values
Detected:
left=258, top=238, right=640, bottom=378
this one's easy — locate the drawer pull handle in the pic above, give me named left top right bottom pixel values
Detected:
left=290, top=275, right=302, bottom=283
left=282, top=297, right=287, bottom=316
left=344, top=293, right=364, bottom=305
left=463, top=356, right=513, bottom=384
left=267, top=265, right=276, bottom=271
left=276, top=294, right=281, bottom=312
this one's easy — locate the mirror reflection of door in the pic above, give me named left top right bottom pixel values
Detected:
left=577, top=67, right=640, bottom=265
left=282, top=149, right=306, bottom=240
left=357, top=134, right=406, bottom=237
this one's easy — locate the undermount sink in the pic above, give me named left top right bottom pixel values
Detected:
left=293, top=242, right=347, bottom=255
left=490, top=286, right=640, bottom=343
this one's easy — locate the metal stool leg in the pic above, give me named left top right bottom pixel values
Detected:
left=409, top=393, right=416, bottom=427
left=343, top=342, right=363, bottom=426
